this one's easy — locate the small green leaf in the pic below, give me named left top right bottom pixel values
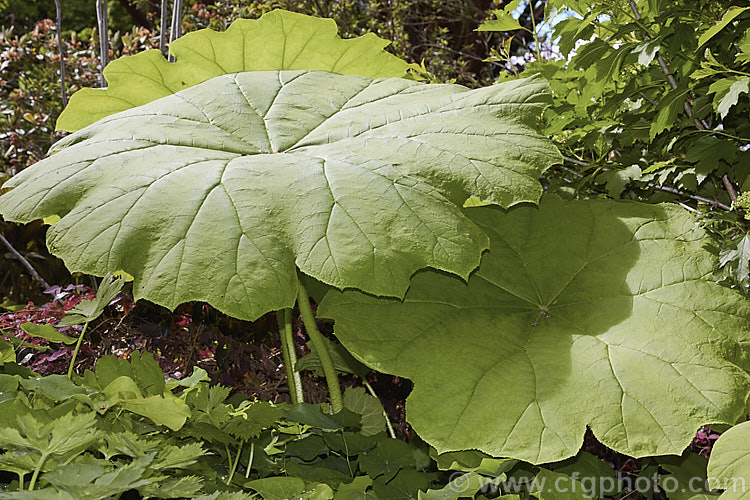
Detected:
left=166, top=366, right=210, bottom=390
left=477, top=13, right=525, bottom=32
left=698, top=7, right=750, bottom=48
left=597, top=165, right=642, bottom=197
left=284, top=434, right=330, bottom=461
left=372, top=468, right=431, bottom=499
left=737, top=30, right=750, bottom=65
left=19, top=375, right=86, bottom=401
left=20, top=323, right=76, bottom=345
left=342, top=387, right=386, bottom=436
left=122, top=394, right=191, bottom=431
left=58, top=273, right=124, bottom=326
left=708, top=77, right=750, bottom=119
left=94, top=356, right=134, bottom=389
left=0, top=337, right=15, bottom=364
left=225, top=400, right=281, bottom=440
left=138, top=476, right=204, bottom=499
left=687, top=137, right=738, bottom=179
left=323, top=431, right=380, bottom=456
left=103, top=375, right=143, bottom=400
left=245, top=476, right=307, bottom=500
left=0, top=450, right=39, bottom=476
left=478, top=1, right=526, bottom=32
left=650, top=87, right=690, bottom=139
left=2, top=412, right=100, bottom=465
left=283, top=459, right=352, bottom=487
left=130, top=351, right=166, bottom=396
left=335, top=476, right=374, bottom=500
left=359, top=438, right=416, bottom=481
left=720, top=233, right=750, bottom=285
left=152, top=442, right=206, bottom=470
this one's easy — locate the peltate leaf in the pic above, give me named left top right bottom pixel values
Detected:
left=56, top=9, right=409, bottom=132
left=0, top=70, right=559, bottom=321
left=359, top=438, right=416, bottom=481
left=342, top=387, right=386, bottom=436
left=707, top=421, right=750, bottom=499
left=320, top=196, right=750, bottom=463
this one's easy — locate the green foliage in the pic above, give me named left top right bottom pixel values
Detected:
left=483, top=1, right=750, bottom=265
left=321, top=196, right=750, bottom=463
left=3, top=6, right=750, bottom=498
left=56, top=10, right=410, bottom=132
left=0, top=17, right=156, bottom=180
left=707, top=421, right=750, bottom=499
left=0, top=349, right=446, bottom=498
left=0, top=67, right=558, bottom=321
left=0, top=21, right=97, bottom=178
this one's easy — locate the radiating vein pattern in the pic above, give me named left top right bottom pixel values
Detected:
left=320, top=196, right=750, bottom=463
left=0, top=70, right=560, bottom=321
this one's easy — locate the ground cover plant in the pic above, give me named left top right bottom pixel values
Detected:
left=1, top=4, right=750, bottom=499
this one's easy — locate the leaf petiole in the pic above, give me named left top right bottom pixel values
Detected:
left=277, top=309, right=303, bottom=404
left=67, top=321, right=89, bottom=379
left=296, top=281, right=342, bottom=413
left=28, top=451, right=48, bottom=490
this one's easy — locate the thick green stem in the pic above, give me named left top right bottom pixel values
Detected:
left=277, top=309, right=303, bottom=404
left=67, top=321, right=89, bottom=379
left=296, top=283, right=343, bottom=413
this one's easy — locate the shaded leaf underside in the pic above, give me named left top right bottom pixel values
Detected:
left=56, top=9, right=409, bottom=132
left=0, top=70, right=560, bottom=321
left=320, top=196, right=750, bottom=463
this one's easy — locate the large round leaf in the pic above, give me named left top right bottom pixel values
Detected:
left=707, top=421, right=750, bottom=499
left=319, top=196, right=750, bottom=463
left=56, top=9, right=409, bottom=132
left=0, top=70, right=560, bottom=321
